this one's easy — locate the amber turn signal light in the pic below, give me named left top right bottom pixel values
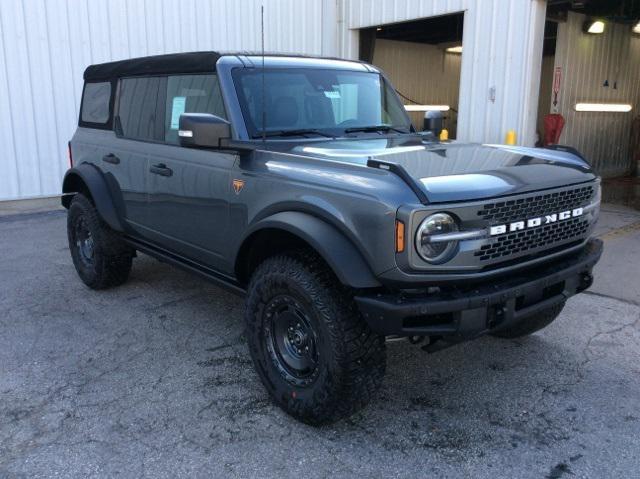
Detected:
left=395, top=220, right=405, bottom=253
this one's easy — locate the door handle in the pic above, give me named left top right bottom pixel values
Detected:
left=102, top=153, right=120, bottom=164
left=150, top=163, right=173, bottom=177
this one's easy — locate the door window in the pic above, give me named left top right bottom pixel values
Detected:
left=164, top=74, right=226, bottom=144
left=117, top=77, right=162, bottom=141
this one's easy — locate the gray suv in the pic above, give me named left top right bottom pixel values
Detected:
left=63, top=52, right=602, bottom=424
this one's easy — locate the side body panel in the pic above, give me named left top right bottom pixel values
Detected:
left=228, top=150, right=417, bottom=277
left=143, top=143, right=236, bottom=271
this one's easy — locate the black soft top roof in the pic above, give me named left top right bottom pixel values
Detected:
left=83, top=51, right=222, bottom=81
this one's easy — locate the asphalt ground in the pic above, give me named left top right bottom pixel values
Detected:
left=0, top=199, right=638, bottom=478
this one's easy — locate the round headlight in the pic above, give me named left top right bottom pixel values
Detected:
left=415, top=213, right=459, bottom=263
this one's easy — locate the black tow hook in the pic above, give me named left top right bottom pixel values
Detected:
left=579, top=272, right=594, bottom=291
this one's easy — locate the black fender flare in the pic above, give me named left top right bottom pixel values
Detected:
left=238, top=211, right=381, bottom=289
left=61, top=163, right=125, bottom=232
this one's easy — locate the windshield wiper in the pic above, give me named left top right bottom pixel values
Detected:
left=252, top=129, right=334, bottom=139
left=344, top=125, right=409, bottom=134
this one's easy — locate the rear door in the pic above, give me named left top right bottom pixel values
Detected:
left=107, top=76, right=164, bottom=235
left=143, top=73, right=235, bottom=272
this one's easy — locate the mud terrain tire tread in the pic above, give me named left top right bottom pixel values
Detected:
left=67, top=193, right=133, bottom=289
left=245, top=250, right=386, bottom=425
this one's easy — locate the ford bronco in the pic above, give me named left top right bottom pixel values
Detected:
left=62, top=52, right=602, bottom=424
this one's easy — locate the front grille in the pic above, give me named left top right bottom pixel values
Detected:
left=475, top=217, right=590, bottom=261
left=474, top=184, right=595, bottom=263
left=477, top=185, right=594, bottom=223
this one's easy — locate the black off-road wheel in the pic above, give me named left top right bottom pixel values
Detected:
left=491, top=302, right=566, bottom=339
left=245, top=250, right=386, bottom=425
left=67, top=194, right=134, bottom=289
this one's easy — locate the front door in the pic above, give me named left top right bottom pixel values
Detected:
left=143, top=145, right=235, bottom=272
left=142, top=73, right=234, bottom=273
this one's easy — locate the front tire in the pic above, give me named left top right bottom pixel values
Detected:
left=245, top=250, right=386, bottom=425
left=67, top=194, right=133, bottom=289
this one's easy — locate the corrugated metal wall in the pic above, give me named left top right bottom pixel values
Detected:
left=0, top=0, right=328, bottom=200
left=337, top=0, right=547, bottom=147
left=552, top=12, right=640, bottom=177
left=372, top=39, right=462, bottom=136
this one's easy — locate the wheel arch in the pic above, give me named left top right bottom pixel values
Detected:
left=61, top=163, right=125, bottom=232
left=234, top=211, right=381, bottom=289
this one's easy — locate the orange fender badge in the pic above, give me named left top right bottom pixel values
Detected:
left=232, top=179, right=245, bottom=195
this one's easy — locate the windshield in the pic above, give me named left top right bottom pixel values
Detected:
left=232, top=68, right=412, bottom=138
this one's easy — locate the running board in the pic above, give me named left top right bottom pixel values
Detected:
left=124, top=236, right=246, bottom=297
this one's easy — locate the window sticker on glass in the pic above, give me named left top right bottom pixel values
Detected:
left=170, top=96, right=186, bottom=129
left=324, top=90, right=341, bottom=99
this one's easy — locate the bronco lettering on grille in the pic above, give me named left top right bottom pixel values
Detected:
left=489, top=208, right=584, bottom=236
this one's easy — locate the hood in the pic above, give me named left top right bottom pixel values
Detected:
left=279, top=136, right=596, bottom=203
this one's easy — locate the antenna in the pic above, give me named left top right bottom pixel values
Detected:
left=261, top=5, right=266, bottom=142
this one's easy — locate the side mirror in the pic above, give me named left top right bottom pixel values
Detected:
left=179, top=113, right=231, bottom=148
left=423, top=110, right=443, bottom=137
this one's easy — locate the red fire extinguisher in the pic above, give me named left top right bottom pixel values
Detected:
left=543, top=114, right=565, bottom=146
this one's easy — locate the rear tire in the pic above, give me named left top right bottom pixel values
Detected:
left=491, top=302, right=565, bottom=338
left=67, top=193, right=134, bottom=289
left=244, top=250, right=386, bottom=425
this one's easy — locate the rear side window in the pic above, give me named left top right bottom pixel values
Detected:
left=80, top=82, right=112, bottom=125
left=117, top=77, right=162, bottom=141
left=164, top=74, right=226, bottom=144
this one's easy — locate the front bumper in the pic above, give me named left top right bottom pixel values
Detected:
left=355, top=239, right=603, bottom=338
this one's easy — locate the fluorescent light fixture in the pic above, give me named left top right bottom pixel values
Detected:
left=445, top=46, right=463, bottom=54
left=583, top=19, right=605, bottom=34
left=575, top=103, right=632, bottom=112
left=404, top=104, right=450, bottom=112
left=633, top=21, right=640, bottom=34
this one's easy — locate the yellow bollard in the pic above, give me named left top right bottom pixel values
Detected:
left=439, top=129, right=449, bottom=141
left=505, top=130, right=517, bottom=145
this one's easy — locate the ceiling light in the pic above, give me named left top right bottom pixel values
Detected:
left=404, top=105, right=450, bottom=112
left=575, top=103, right=632, bottom=112
left=445, top=46, right=463, bottom=54
left=633, top=21, right=640, bottom=34
left=583, top=19, right=605, bottom=34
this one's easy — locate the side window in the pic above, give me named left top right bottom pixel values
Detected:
left=117, top=77, right=162, bottom=141
left=164, top=74, right=226, bottom=144
left=80, top=82, right=112, bottom=125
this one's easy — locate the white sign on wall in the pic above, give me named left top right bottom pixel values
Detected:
left=552, top=66, right=562, bottom=113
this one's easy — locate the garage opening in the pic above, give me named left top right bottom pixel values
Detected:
left=538, top=1, right=640, bottom=182
left=359, top=13, right=464, bottom=139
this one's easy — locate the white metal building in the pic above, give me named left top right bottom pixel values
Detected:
left=0, top=0, right=637, bottom=201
